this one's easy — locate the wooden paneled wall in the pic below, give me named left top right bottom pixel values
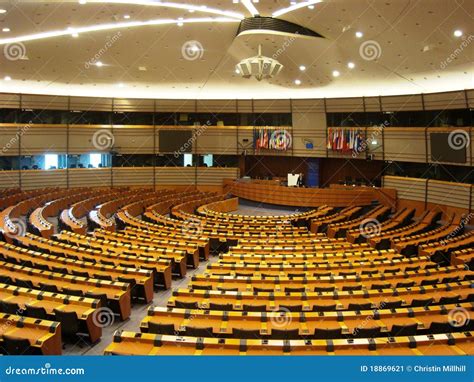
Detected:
left=382, top=175, right=473, bottom=216
left=0, top=167, right=239, bottom=191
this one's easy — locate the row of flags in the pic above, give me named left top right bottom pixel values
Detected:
left=254, top=128, right=292, bottom=151
left=327, top=128, right=365, bottom=153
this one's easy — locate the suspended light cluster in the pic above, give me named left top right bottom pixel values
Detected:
left=235, top=45, right=283, bottom=81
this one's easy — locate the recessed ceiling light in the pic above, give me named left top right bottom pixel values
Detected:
left=294, top=79, right=301, bottom=85
left=355, top=31, right=363, bottom=38
left=4, top=76, right=11, bottom=81
left=0, top=9, right=6, bottom=14
left=299, top=65, right=306, bottom=71
left=308, top=5, right=315, bottom=9
left=123, top=15, right=130, bottom=19
left=117, top=83, right=125, bottom=88
left=79, top=1, right=87, bottom=4
left=454, top=30, right=463, bottom=37
left=72, top=33, right=79, bottom=38
left=235, top=68, right=240, bottom=74
left=2, top=28, right=10, bottom=32
left=347, top=62, right=355, bottom=69
left=332, top=70, right=340, bottom=77
left=95, top=61, right=103, bottom=67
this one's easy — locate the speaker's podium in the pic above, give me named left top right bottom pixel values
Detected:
left=287, top=173, right=300, bottom=187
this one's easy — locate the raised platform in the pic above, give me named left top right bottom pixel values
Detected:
left=224, top=180, right=397, bottom=208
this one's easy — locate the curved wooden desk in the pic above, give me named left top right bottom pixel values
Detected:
left=224, top=180, right=397, bottom=208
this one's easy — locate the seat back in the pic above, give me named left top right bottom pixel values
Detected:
left=25, top=305, right=48, bottom=319
left=53, top=309, right=80, bottom=338
left=313, top=328, right=343, bottom=339
left=2, top=335, right=36, bottom=355
left=148, top=322, right=175, bottom=335
left=184, top=326, right=213, bottom=338
left=232, top=328, right=261, bottom=339
left=390, top=323, right=418, bottom=336
left=270, top=329, right=299, bottom=340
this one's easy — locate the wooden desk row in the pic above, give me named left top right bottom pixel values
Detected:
left=392, top=213, right=461, bottom=254
left=104, top=331, right=473, bottom=355
left=56, top=231, right=189, bottom=277
left=108, top=227, right=210, bottom=260
left=0, top=261, right=131, bottom=320
left=310, top=206, right=363, bottom=233
left=190, top=265, right=471, bottom=292
left=346, top=208, right=416, bottom=244
left=0, top=283, right=102, bottom=343
left=0, top=241, right=154, bottom=303
left=419, top=231, right=474, bottom=256
left=140, top=302, right=473, bottom=338
left=326, top=205, right=391, bottom=239
left=0, top=312, right=61, bottom=355
left=19, top=233, right=172, bottom=289
left=94, top=229, right=204, bottom=265
left=369, top=211, right=442, bottom=248
left=167, top=281, right=473, bottom=311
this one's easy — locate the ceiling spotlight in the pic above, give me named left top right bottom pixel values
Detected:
left=95, top=61, right=103, bottom=67
left=79, top=1, right=87, bottom=4
left=332, top=70, right=340, bottom=77
left=294, top=79, right=301, bottom=85
left=2, top=28, right=10, bottom=32
left=347, top=62, right=355, bottom=69
left=308, top=5, right=315, bottom=9
left=72, top=33, right=79, bottom=38
left=235, top=68, right=240, bottom=74
left=4, top=76, right=11, bottom=81
left=235, top=45, right=284, bottom=81
left=355, top=31, right=363, bottom=38
left=299, top=65, right=306, bottom=71
left=117, top=83, right=125, bottom=88
left=454, top=30, right=463, bottom=37
left=123, top=15, right=130, bottom=19
left=0, top=9, right=6, bottom=14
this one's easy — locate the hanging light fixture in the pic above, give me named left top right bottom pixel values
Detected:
left=235, top=45, right=283, bottom=81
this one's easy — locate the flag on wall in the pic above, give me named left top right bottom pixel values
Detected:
left=327, top=128, right=365, bottom=153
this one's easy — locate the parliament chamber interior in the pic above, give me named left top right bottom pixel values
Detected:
left=0, top=0, right=472, bottom=361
